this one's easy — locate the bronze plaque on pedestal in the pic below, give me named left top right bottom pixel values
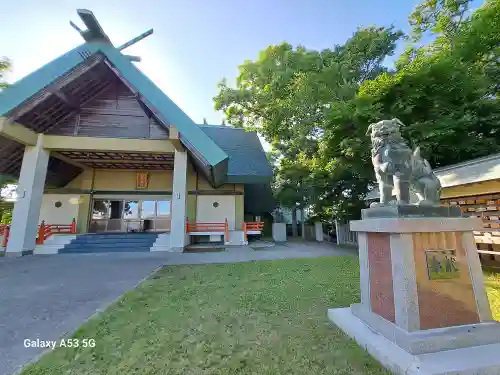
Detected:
left=425, top=250, right=460, bottom=280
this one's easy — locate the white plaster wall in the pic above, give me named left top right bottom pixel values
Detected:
left=38, top=194, right=81, bottom=225
left=196, top=196, right=236, bottom=230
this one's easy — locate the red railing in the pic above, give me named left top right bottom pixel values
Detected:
left=1, top=219, right=77, bottom=247
left=36, top=218, right=77, bottom=245
left=1, top=225, right=10, bottom=247
left=186, top=219, right=229, bottom=242
left=242, top=222, right=264, bottom=241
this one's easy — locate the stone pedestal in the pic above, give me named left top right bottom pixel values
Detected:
left=328, top=207, right=500, bottom=375
left=314, top=222, right=323, bottom=242
left=272, top=223, right=287, bottom=242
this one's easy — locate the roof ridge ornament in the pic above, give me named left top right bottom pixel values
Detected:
left=70, top=9, right=153, bottom=62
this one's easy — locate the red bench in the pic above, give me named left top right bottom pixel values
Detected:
left=186, top=219, right=229, bottom=242
left=242, top=222, right=264, bottom=241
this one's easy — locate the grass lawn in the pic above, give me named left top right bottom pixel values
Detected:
left=20, top=257, right=500, bottom=375
left=484, top=267, right=500, bottom=320
left=21, top=256, right=389, bottom=375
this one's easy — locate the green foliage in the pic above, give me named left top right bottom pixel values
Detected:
left=214, top=27, right=403, bottom=219
left=0, top=57, right=11, bottom=89
left=0, top=182, right=15, bottom=224
left=214, top=26, right=403, bottom=159
left=0, top=56, right=16, bottom=224
left=409, top=0, right=474, bottom=44
left=216, top=0, right=500, bottom=221
left=358, top=0, right=500, bottom=167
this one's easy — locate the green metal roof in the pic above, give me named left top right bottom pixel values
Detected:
left=0, top=42, right=229, bottom=186
left=199, top=125, right=273, bottom=184
left=0, top=44, right=90, bottom=116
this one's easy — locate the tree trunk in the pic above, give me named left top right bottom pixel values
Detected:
left=291, top=208, right=298, bottom=237
left=301, top=207, right=306, bottom=240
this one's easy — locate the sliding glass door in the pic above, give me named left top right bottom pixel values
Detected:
left=89, top=198, right=171, bottom=233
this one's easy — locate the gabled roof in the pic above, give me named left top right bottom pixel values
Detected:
left=0, top=42, right=229, bottom=186
left=199, top=125, right=273, bottom=184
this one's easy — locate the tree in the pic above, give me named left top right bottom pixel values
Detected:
left=0, top=57, right=14, bottom=223
left=214, top=27, right=402, bottom=156
left=409, top=0, right=474, bottom=45
left=214, top=27, right=403, bottom=221
left=273, top=161, right=313, bottom=237
left=0, top=57, right=11, bottom=89
left=215, top=0, right=499, bottom=222
left=357, top=0, right=500, bottom=168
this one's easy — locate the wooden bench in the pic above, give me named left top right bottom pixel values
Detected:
left=186, top=219, right=229, bottom=243
left=242, top=222, right=264, bottom=241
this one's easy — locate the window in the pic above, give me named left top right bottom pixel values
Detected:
left=141, top=201, right=156, bottom=219
left=92, top=200, right=110, bottom=219
left=123, top=201, right=139, bottom=219
left=157, top=200, right=171, bottom=216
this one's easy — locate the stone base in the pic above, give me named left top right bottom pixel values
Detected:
left=4, top=250, right=33, bottom=257
left=329, top=307, right=500, bottom=375
left=272, top=223, right=287, bottom=242
left=169, top=246, right=185, bottom=253
left=362, top=205, right=462, bottom=219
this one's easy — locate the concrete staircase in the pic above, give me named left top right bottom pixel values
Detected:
left=150, top=232, right=175, bottom=252
left=59, top=233, right=160, bottom=254
left=35, top=235, right=78, bottom=254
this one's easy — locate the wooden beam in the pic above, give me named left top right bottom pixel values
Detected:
left=124, top=55, right=142, bottom=62
left=69, top=158, right=173, bottom=165
left=170, top=126, right=184, bottom=151
left=117, top=29, right=153, bottom=51
left=50, top=90, right=79, bottom=109
left=43, top=135, right=175, bottom=153
left=8, top=56, right=103, bottom=121
left=51, top=151, right=87, bottom=169
left=0, top=117, right=38, bottom=145
left=77, top=9, right=112, bottom=43
left=475, top=235, right=500, bottom=244
left=103, top=60, right=170, bottom=135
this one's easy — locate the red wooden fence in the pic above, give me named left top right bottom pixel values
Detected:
left=36, top=218, right=77, bottom=245
left=1, top=219, right=77, bottom=247
left=242, top=222, right=264, bottom=241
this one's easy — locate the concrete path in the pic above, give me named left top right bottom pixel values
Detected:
left=0, top=241, right=352, bottom=375
left=0, top=253, right=170, bottom=375
left=175, top=241, right=355, bottom=265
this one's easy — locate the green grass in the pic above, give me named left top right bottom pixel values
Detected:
left=183, top=247, right=226, bottom=253
left=22, top=258, right=500, bottom=375
left=21, top=257, right=389, bottom=375
left=485, top=267, right=500, bottom=320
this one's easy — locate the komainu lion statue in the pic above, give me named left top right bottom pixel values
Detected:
left=366, top=118, right=441, bottom=207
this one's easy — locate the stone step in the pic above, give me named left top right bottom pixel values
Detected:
left=59, top=246, right=152, bottom=254
left=64, top=242, right=155, bottom=249
left=59, top=233, right=160, bottom=253
left=81, top=234, right=159, bottom=240
left=70, top=238, right=158, bottom=245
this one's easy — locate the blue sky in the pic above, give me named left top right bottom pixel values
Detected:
left=2, top=0, right=484, bottom=128
left=2, top=0, right=427, bottom=125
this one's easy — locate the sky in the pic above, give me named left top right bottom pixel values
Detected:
left=1, top=0, right=483, bottom=153
left=1, top=0, right=425, bottom=123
